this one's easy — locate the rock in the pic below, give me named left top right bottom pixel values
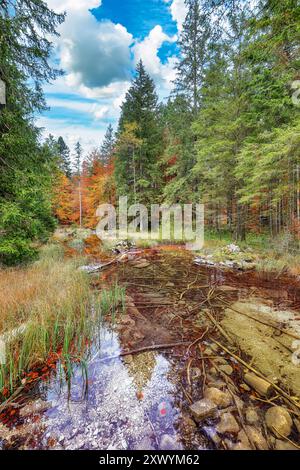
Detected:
left=189, top=399, right=218, bottom=422
left=204, top=387, right=232, bottom=408
left=160, top=434, right=180, bottom=450
left=275, top=440, right=299, bottom=451
left=226, top=244, right=241, bottom=254
left=216, top=412, right=240, bottom=434
left=166, top=282, right=175, bottom=287
left=203, top=426, right=221, bottom=446
left=219, top=365, right=233, bottom=376
left=233, top=429, right=251, bottom=450
left=240, top=383, right=251, bottom=392
left=123, top=355, right=133, bottom=364
left=245, top=426, right=268, bottom=450
left=209, top=367, right=218, bottom=377
left=245, top=408, right=259, bottom=425
left=265, top=406, right=292, bottom=438
left=20, top=399, right=50, bottom=417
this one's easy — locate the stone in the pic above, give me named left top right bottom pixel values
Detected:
left=245, top=408, right=259, bottom=425
left=166, top=282, right=175, bottom=287
left=265, top=406, right=293, bottom=438
left=20, top=399, right=50, bottom=417
left=245, top=426, right=268, bottom=450
left=275, top=439, right=299, bottom=451
left=219, top=364, right=234, bottom=376
left=123, top=355, right=133, bottom=364
left=240, top=383, right=251, bottom=392
left=216, top=412, right=240, bottom=434
left=189, top=399, right=218, bottom=422
left=204, top=387, right=232, bottom=408
left=233, top=429, right=251, bottom=450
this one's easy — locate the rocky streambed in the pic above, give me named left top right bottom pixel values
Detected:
left=0, top=245, right=300, bottom=450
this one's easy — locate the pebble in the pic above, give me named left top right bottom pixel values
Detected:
left=265, top=406, right=293, bottom=438
left=189, top=399, right=218, bottom=422
left=204, top=387, right=232, bottom=408
left=218, top=365, right=233, bottom=376
left=216, top=412, right=240, bottom=434
left=245, top=426, right=268, bottom=450
left=245, top=408, right=259, bottom=425
left=123, top=355, right=134, bottom=365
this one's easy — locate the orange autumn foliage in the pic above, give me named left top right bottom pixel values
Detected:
left=53, top=157, right=115, bottom=228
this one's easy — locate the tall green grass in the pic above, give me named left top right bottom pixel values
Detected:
left=0, top=244, right=125, bottom=399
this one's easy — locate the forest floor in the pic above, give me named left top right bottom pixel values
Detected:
left=0, top=228, right=300, bottom=450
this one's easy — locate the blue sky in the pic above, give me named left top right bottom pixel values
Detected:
left=40, top=0, right=187, bottom=155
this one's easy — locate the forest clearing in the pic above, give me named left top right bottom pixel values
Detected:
left=0, top=0, right=300, bottom=459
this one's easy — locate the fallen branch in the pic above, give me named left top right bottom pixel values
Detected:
left=94, top=341, right=191, bottom=363
left=203, top=309, right=233, bottom=343
left=209, top=337, right=300, bottom=412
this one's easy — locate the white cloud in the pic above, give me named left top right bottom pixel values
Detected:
left=164, top=0, right=187, bottom=32
left=133, top=25, right=177, bottom=99
left=43, top=0, right=182, bottom=151
left=37, top=116, right=106, bottom=156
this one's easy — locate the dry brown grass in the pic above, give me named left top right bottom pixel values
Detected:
left=0, top=244, right=89, bottom=334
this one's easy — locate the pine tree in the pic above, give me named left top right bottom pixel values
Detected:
left=74, top=141, right=83, bottom=176
left=0, top=1, right=64, bottom=265
left=174, top=0, right=210, bottom=113
left=74, top=141, right=83, bottom=227
left=57, top=136, right=72, bottom=178
left=115, top=60, right=163, bottom=204
left=100, top=124, right=115, bottom=166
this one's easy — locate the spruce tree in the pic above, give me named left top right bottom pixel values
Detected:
left=0, top=1, right=64, bottom=265
left=174, top=0, right=210, bottom=113
left=57, top=136, right=72, bottom=178
left=115, top=60, right=162, bottom=204
left=100, top=124, right=115, bottom=166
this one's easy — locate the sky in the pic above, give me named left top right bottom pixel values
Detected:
left=39, top=0, right=187, bottom=156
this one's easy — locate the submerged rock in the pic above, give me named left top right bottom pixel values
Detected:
left=265, top=406, right=293, bottom=437
left=216, top=412, right=240, bottom=434
left=245, top=408, right=259, bottom=425
left=189, top=399, right=218, bottom=422
left=204, top=387, right=232, bottom=408
left=218, top=364, right=233, bottom=376
left=245, top=426, right=268, bottom=450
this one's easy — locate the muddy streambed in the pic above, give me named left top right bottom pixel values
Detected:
left=0, top=247, right=300, bottom=450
